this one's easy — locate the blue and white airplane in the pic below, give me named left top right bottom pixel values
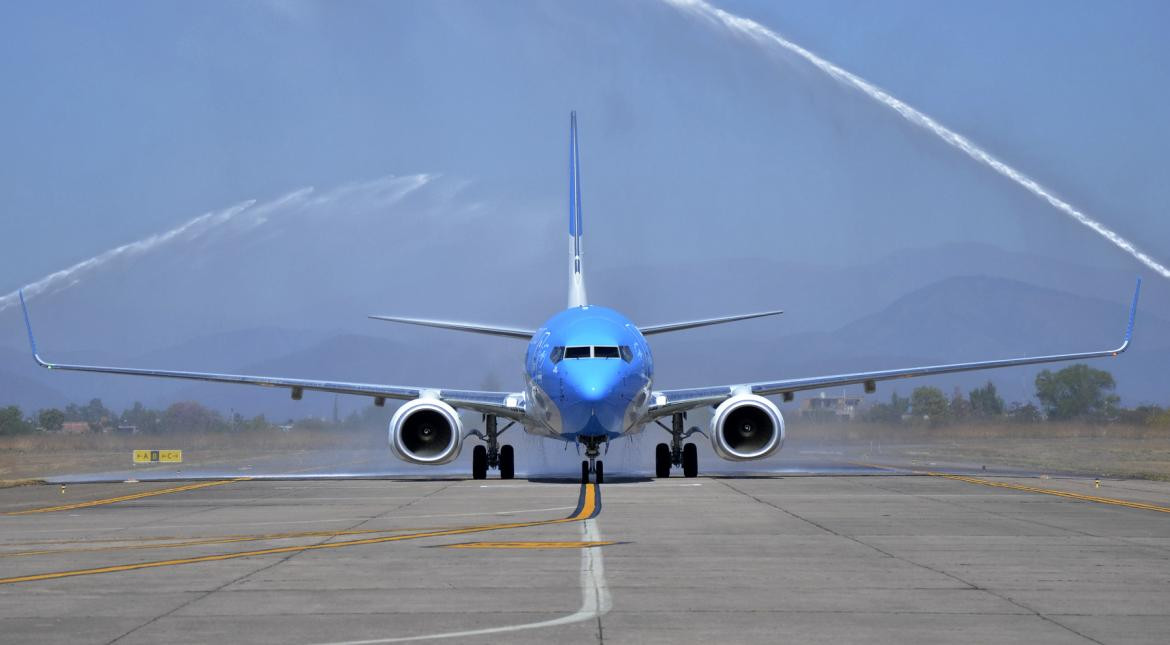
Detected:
left=20, top=113, right=1141, bottom=483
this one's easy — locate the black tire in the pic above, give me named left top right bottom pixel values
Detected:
left=682, top=443, right=698, bottom=478
left=581, top=460, right=590, bottom=484
left=595, top=460, right=604, bottom=484
left=499, top=445, right=515, bottom=480
left=472, top=445, right=488, bottom=480
left=655, top=443, right=671, bottom=478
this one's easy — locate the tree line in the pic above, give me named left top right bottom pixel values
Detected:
left=865, top=364, right=1169, bottom=428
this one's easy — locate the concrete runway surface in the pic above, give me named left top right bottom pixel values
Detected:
left=2, top=469, right=1169, bottom=644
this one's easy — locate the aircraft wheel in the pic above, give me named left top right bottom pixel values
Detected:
left=682, top=443, right=698, bottom=478
left=499, top=445, right=515, bottom=480
left=581, top=460, right=590, bottom=484
left=595, top=460, right=604, bottom=484
left=655, top=443, right=671, bottom=478
left=472, top=445, right=488, bottom=480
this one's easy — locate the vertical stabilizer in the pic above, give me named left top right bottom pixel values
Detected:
left=568, top=111, right=588, bottom=308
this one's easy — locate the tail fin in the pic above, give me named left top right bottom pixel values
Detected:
left=568, top=111, right=587, bottom=308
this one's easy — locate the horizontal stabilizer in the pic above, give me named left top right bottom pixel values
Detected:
left=639, top=310, right=783, bottom=336
left=368, top=315, right=535, bottom=340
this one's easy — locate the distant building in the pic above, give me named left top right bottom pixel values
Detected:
left=800, top=392, right=863, bottom=421
left=61, top=422, right=90, bottom=434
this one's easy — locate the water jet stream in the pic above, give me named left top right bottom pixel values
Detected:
left=0, top=174, right=433, bottom=313
left=664, top=0, right=1169, bottom=278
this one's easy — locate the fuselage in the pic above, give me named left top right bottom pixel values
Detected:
left=524, top=305, right=654, bottom=442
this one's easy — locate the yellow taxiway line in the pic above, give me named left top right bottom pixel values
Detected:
left=0, top=483, right=600, bottom=586
left=0, top=526, right=449, bottom=558
left=3, top=478, right=249, bottom=516
left=932, top=473, right=1170, bottom=514
left=2, top=453, right=381, bottom=517
left=851, top=460, right=1170, bottom=514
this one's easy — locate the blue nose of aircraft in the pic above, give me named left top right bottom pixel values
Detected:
left=559, top=359, right=627, bottom=436
left=564, top=360, right=623, bottom=402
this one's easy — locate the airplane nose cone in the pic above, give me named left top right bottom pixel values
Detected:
left=564, top=362, right=623, bottom=404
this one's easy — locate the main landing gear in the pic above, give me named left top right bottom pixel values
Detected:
left=471, top=415, right=514, bottom=480
left=655, top=412, right=699, bottom=478
left=580, top=436, right=606, bottom=484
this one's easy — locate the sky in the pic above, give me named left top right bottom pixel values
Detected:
left=1, top=0, right=1168, bottom=406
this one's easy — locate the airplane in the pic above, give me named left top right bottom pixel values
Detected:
left=19, top=112, right=1142, bottom=484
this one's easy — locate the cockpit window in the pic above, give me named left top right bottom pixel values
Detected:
left=593, top=346, right=620, bottom=359
left=564, top=346, right=591, bottom=359
left=555, top=346, right=629, bottom=361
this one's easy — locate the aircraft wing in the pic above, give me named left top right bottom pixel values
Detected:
left=19, top=292, right=526, bottom=420
left=647, top=278, right=1141, bottom=420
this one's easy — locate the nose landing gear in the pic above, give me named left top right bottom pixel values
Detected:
left=470, top=415, right=515, bottom=480
left=579, top=436, right=605, bottom=484
left=655, top=412, right=701, bottom=478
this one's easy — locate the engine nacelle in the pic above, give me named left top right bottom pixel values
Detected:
left=388, top=398, right=464, bottom=465
left=710, top=394, right=785, bottom=461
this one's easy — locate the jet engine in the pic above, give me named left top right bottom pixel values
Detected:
left=710, top=394, right=784, bottom=461
left=388, top=398, right=463, bottom=465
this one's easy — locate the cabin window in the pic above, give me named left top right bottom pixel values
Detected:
left=594, top=346, right=620, bottom=359
left=564, top=346, right=591, bottom=359
left=619, top=345, right=633, bottom=363
left=550, top=346, right=565, bottom=364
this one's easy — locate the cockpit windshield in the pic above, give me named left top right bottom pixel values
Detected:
left=593, top=346, right=620, bottom=359
left=564, top=346, right=591, bottom=359
left=551, top=345, right=634, bottom=363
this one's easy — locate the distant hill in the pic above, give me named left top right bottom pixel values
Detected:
left=0, top=363, right=68, bottom=411
left=597, top=241, right=1169, bottom=335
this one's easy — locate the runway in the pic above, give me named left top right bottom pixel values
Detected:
left=2, top=472, right=1169, bottom=644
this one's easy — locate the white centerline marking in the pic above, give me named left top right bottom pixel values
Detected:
left=311, top=518, right=611, bottom=645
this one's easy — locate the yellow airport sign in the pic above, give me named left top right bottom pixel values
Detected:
left=133, top=450, right=182, bottom=464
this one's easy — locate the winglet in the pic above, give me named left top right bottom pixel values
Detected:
left=1118, top=277, right=1141, bottom=353
left=18, top=290, right=51, bottom=368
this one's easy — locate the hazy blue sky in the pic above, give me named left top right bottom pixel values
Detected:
left=1, top=0, right=1169, bottom=417
left=2, top=0, right=1168, bottom=284
left=1, top=0, right=1168, bottom=352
